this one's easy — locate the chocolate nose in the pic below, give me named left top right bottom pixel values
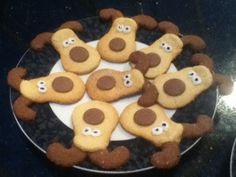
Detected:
left=163, top=78, right=186, bottom=96
left=147, top=53, right=161, bottom=67
left=69, top=46, right=89, bottom=62
left=52, top=76, right=74, bottom=93
left=96, top=76, right=116, bottom=90
left=109, top=37, right=126, bottom=52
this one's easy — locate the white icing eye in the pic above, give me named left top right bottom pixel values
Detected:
left=152, top=127, right=163, bottom=136
left=192, top=75, right=202, bottom=85
left=123, top=26, right=131, bottom=33
left=68, top=37, right=76, bottom=45
left=123, top=79, right=133, bottom=87
left=161, top=122, right=169, bottom=131
left=123, top=74, right=131, bottom=80
left=82, top=127, right=92, bottom=136
left=188, top=71, right=197, bottom=78
left=116, top=24, right=124, bottom=32
left=91, top=129, right=101, bottom=137
left=164, top=44, right=173, bottom=53
left=38, top=86, right=47, bottom=93
left=63, top=40, right=70, bottom=48
left=160, top=42, right=166, bottom=49
left=37, top=80, right=46, bottom=87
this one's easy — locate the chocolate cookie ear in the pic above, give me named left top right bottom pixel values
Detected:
left=213, top=73, right=234, bottom=95
left=13, top=96, right=36, bottom=121
left=158, top=21, right=180, bottom=35
left=30, top=32, right=53, bottom=51
left=182, top=115, right=213, bottom=139
left=7, top=67, right=27, bottom=91
left=138, top=81, right=158, bottom=107
left=151, top=142, right=180, bottom=169
left=132, top=15, right=158, bottom=30
left=181, top=35, right=206, bottom=52
left=190, top=53, right=215, bottom=72
left=47, top=143, right=87, bottom=167
left=59, top=20, right=83, bottom=32
left=99, top=8, right=124, bottom=21
left=89, top=146, right=130, bottom=170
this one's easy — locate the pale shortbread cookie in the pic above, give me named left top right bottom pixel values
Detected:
left=120, top=102, right=183, bottom=147
left=72, top=101, right=119, bottom=152
left=97, top=17, right=138, bottom=63
left=131, top=34, right=183, bottom=79
left=154, top=65, right=213, bottom=108
left=86, top=69, right=145, bottom=102
left=52, top=28, right=101, bottom=74
left=20, top=72, right=85, bottom=104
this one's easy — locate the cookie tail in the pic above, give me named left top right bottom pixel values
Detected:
left=151, top=142, right=180, bottom=169
left=89, top=146, right=130, bottom=170
left=30, top=32, right=53, bottom=50
left=132, top=15, right=158, bottom=30
left=46, top=143, right=87, bottom=167
left=7, top=67, right=27, bottom=91
left=182, top=115, right=214, bottom=139
left=13, top=96, right=36, bottom=121
left=138, top=80, right=158, bottom=107
left=213, top=73, right=234, bottom=95
left=181, top=35, right=206, bottom=52
left=158, top=21, right=180, bottom=35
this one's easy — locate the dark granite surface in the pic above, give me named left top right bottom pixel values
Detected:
left=1, top=0, right=236, bottom=177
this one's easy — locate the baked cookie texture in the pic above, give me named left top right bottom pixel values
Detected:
left=72, top=101, right=119, bottom=152
left=129, top=21, right=207, bottom=79
left=86, top=69, right=145, bottom=102
left=20, top=71, right=85, bottom=104
left=46, top=101, right=130, bottom=169
left=97, top=8, right=157, bottom=63
left=120, top=102, right=214, bottom=169
left=154, top=65, right=213, bottom=109
left=120, top=102, right=184, bottom=147
left=31, top=20, right=101, bottom=74
left=51, top=28, right=101, bottom=74
left=7, top=67, right=85, bottom=121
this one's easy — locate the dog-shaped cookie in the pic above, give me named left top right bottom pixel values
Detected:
left=120, top=102, right=213, bottom=169
left=86, top=54, right=151, bottom=102
left=8, top=67, right=85, bottom=121
left=129, top=21, right=206, bottom=79
left=97, top=8, right=157, bottom=63
left=46, top=101, right=130, bottom=169
left=31, top=21, right=101, bottom=74
left=137, top=54, right=233, bottom=108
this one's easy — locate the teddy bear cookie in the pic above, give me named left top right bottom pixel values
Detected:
left=120, top=102, right=213, bottom=169
left=7, top=67, right=85, bottom=121
left=31, top=21, right=101, bottom=74
left=97, top=8, right=157, bottom=63
left=129, top=21, right=206, bottom=79
left=46, top=101, right=130, bottom=169
left=138, top=53, right=234, bottom=109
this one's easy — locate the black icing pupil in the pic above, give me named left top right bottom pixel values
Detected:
left=190, top=73, right=194, bottom=76
left=125, top=75, right=129, bottom=78
left=167, top=47, right=170, bottom=50
left=195, top=78, right=199, bottom=81
left=85, top=129, right=89, bottom=132
left=162, top=123, right=167, bottom=127
left=155, top=128, right=159, bottom=132
left=126, top=81, right=130, bottom=84
left=94, top=131, right=98, bottom=134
